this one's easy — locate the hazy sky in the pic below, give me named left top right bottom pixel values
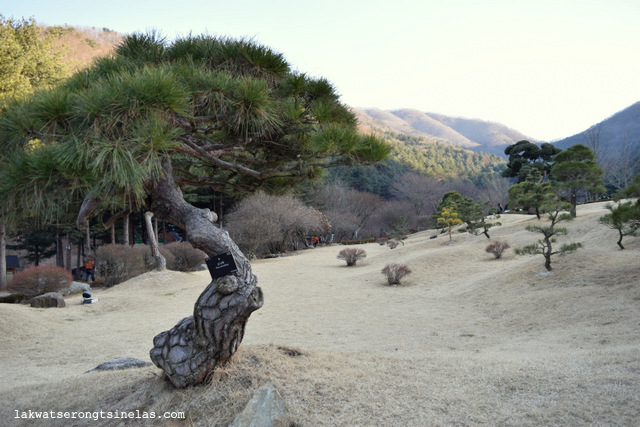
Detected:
left=3, top=0, right=639, bottom=141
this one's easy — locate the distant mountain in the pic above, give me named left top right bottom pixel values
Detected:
left=353, top=108, right=536, bottom=157
left=552, top=101, right=640, bottom=161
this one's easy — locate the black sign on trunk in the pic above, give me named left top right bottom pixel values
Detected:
left=205, top=252, right=238, bottom=280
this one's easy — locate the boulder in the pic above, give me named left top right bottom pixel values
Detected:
left=61, top=281, right=91, bottom=296
left=86, top=357, right=152, bottom=373
left=30, top=292, right=66, bottom=308
left=0, top=293, right=27, bottom=304
left=229, top=384, right=288, bottom=427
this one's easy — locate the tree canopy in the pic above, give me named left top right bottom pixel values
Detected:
left=0, top=15, right=69, bottom=106
left=0, top=32, right=390, bottom=223
left=502, top=140, right=562, bottom=183
left=0, top=15, right=71, bottom=290
left=551, top=144, right=605, bottom=217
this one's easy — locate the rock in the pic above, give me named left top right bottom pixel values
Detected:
left=30, top=292, right=66, bottom=308
left=0, top=293, right=27, bottom=304
left=229, top=384, right=288, bottom=427
left=86, top=357, right=152, bottom=373
left=61, top=281, right=90, bottom=296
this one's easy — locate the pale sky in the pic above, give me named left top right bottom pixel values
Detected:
left=2, top=0, right=639, bottom=141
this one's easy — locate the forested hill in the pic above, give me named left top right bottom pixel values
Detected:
left=354, top=108, right=536, bottom=158
left=328, top=130, right=506, bottom=198
left=552, top=101, right=640, bottom=161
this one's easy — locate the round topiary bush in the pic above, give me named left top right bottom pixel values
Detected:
left=7, top=265, right=73, bottom=298
left=337, top=248, right=367, bottom=266
left=381, top=263, right=412, bottom=285
left=485, top=240, right=511, bottom=259
left=159, top=242, right=207, bottom=272
left=95, top=244, right=146, bottom=287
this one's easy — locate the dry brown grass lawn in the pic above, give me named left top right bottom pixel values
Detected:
left=1, top=201, right=639, bottom=426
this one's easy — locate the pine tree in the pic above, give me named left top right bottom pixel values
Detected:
left=0, top=32, right=389, bottom=387
left=0, top=15, right=70, bottom=290
left=515, top=201, right=582, bottom=271
left=437, top=204, right=463, bottom=242
left=551, top=144, right=605, bottom=217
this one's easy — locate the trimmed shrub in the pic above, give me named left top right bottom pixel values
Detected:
left=135, top=245, right=166, bottom=271
left=160, top=242, right=206, bottom=272
left=382, top=263, right=412, bottom=285
left=340, top=238, right=376, bottom=245
left=485, top=241, right=511, bottom=259
left=95, top=244, right=146, bottom=287
left=337, top=248, right=367, bottom=266
left=8, top=266, right=73, bottom=298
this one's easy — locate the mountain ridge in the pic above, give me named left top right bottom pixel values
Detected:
left=552, top=101, right=640, bottom=161
left=354, top=107, right=536, bottom=158
left=354, top=102, right=640, bottom=163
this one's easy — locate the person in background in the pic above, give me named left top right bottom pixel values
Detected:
left=83, top=257, right=95, bottom=282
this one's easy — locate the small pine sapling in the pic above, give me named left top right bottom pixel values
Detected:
left=337, top=248, right=367, bottom=266
left=598, top=201, right=640, bottom=250
left=437, top=205, right=463, bottom=241
left=485, top=241, right=510, bottom=259
left=515, top=203, right=582, bottom=271
left=382, top=263, right=412, bottom=285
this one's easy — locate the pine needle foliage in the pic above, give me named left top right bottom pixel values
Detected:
left=515, top=202, right=582, bottom=271
left=599, top=201, right=640, bottom=249
left=0, top=32, right=390, bottom=221
left=437, top=204, right=463, bottom=242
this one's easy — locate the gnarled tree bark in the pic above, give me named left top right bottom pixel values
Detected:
left=146, top=162, right=263, bottom=388
left=144, top=211, right=166, bottom=271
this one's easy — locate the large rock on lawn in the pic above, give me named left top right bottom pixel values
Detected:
left=30, top=292, right=66, bottom=308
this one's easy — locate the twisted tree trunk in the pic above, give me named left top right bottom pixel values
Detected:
left=144, top=211, right=166, bottom=271
left=147, top=163, right=263, bottom=388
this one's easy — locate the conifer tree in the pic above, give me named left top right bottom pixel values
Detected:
left=456, top=197, right=501, bottom=239
left=599, top=201, right=640, bottom=249
left=0, top=32, right=389, bottom=387
left=551, top=144, right=605, bottom=217
left=515, top=201, right=582, bottom=271
left=0, top=15, right=70, bottom=290
left=437, top=204, right=463, bottom=241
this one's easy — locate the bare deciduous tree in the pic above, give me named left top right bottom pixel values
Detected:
left=227, top=192, right=328, bottom=256
left=314, top=182, right=382, bottom=240
left=391, top=173, right=446, bottom=218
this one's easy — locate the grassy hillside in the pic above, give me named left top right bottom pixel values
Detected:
left=46, top=25, right=122, bottom=71
left=1, top=201, right=638, bottom=426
